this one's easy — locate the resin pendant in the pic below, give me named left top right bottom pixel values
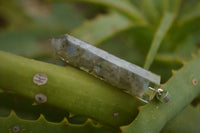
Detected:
left=51, top=34, right=167, bottom=103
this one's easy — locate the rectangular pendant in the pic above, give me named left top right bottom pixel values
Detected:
left=51, top=34, right=160, bottom=103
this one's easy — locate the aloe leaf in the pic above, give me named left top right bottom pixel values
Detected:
left=159, top=23, right=200, bottom=56
left=140, top=0, right=159, bottom=23
left=172, top=0, right=182, bottom=13
left=147, top=0, right=182, bottom=53
left=178, top=2, right=200, bottom=25
left=152, top=54, right=183, bottom=83
left=0, top=93, right=69, bottom=122
left=161, top=105, right=200, bottom=133
left=71, top=13, right=133, bottom=45
left=162, top=0, right=169, bottom=12
left=143, top=12, right=175, bottom=69
left=0, top=91, right=100, bottom=125
left=0, top=51, right=142, bottom=126
left=0, top=111, right=119, bottom=133
left=172, top=34, right=200, bottom=60
left=151, top=0, right=163, bottom=15
left=152, top=32, right=199, bottom=83
left=49, top=0, right=147, bottom=23
left=191, top=94, right=200, bottom=107
left=159, top=0, right=199, bottom=52
left=148, top=0, right=181, bottom=15
left=161, top=19, right=200, bottom=52
left=121, top=54, right=200, bottom=133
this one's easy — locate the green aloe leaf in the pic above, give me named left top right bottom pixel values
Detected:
left=152, top=54, right=183, bottom=83
left=71, top=13, right=133, bottom=45
left=171, top=33, right=200, bottom=60
left=161, top=105, right=200, bottom=133
left=161, top=1, right=200, bottom=52
left=178, top=2, right=200, bottom=25
left=48, top=0, right=147, bottom=23
left=121, top=54, right=200, bottom=133
left=0, top=111, right=119, bottom=133
left=0, top=51, right=142, bottom=127
left=143, top=12, right=175, bottom=69
left=0, top=93, right=69, bottom=122
left=140, top=0, right=159, bottom=23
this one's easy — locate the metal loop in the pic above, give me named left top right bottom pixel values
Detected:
left=148, top=87, right=170, bottom=103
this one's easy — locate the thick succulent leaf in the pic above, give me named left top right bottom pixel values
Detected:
left=152, top=54, right=183, bottom=83
left=121, top=54, right=200, bottom=133
left=49, top=0, right=147, bottom=23
left=151, top=31, right=199, bottom=83
left=178, top=2, right=200, bottom=25
left=71, top=13, right=132, bottom=45
left=0, top=111, right=119, bottom=133
left=143, top=12, right=175, bottom=69
left=151, top=0, right=163, bottom=15
left=0, top=51, right=143, bottom=127
left=0, top=91, right=100, bottom=125
left=143, top=0, right=182, bottom=66
left=172, top=33, right=200, bottom=60
left=140, top=0, right=159, bottom=23
left=0, top=93, right=69, bottom=122
left=161, top=105, right=200, bottom=133
left=161, top=19, right=200, bottom=52
left=165, top=0, right=182, bottom=13
left=162, top=1, right=200, bottom=52
left=160, top=20, right=200, bottom=54
left=147, top=0, right=181, bottom=15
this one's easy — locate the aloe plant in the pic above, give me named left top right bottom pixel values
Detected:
left=0, top=0, right=200, bottom=132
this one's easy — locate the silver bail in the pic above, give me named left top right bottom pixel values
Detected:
left=149, top=87, right=170, bottom=103
left=156, top=88, right=170, bottom=103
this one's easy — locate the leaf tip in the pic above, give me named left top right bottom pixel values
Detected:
left=171, top=69, right=177, bottom=75
left=191, top=53, right=197, bottom=58
left=192, top=78, right=198, bottom=86
left=10, top=110, right=17, bottom=118
left=198, top=49, right=200, bottom=54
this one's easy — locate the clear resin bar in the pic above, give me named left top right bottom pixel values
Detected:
left=51, top=34, right=161, bottom=103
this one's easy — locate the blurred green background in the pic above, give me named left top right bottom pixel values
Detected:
left=0, top=0, right=200, bottom=132
left=1, top=0, right=200, bottom=84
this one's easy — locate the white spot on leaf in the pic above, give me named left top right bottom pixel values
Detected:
left=33, top=73, right=48, bottom=86
left=12, top=125, right=20, bottom=133
left=35, top=93, right=47, bottom=103
left=113, top=112, right=119, bottom=118
left=192, top=78, right=198, bottom=86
